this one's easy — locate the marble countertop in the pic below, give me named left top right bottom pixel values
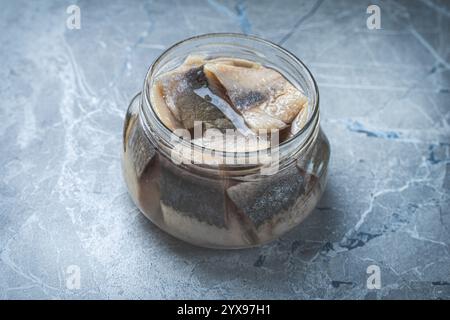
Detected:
left=1, top=0, right=449, bottom=299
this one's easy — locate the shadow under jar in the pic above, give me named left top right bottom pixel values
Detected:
left=122, top=34, right=330, bottom=249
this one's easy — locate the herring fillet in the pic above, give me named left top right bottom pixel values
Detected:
left=203, top=62, right=307, bottom=130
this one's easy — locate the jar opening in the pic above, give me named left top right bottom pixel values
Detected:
left=140, top=33, right=320, bottom=171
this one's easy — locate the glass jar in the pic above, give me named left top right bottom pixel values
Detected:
left=122, top=33, right=330, bottom=249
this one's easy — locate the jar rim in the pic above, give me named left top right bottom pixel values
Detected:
left=140, top=32, right=320, bottom=162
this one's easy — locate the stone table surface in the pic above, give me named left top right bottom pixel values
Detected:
left=0, top=0, right=449, bottom=299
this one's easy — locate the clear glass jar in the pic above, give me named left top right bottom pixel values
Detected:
left=122, top=33, right=330, bottom=249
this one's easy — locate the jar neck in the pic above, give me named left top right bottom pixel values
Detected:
left=139, top=33, right=320, bottom=176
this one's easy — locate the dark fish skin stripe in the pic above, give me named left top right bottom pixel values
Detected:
left=227, top=165, right=306, bottom=227
left=159, top=159, right=229, bottom=228
left=232, top=90, right=267, bottom=111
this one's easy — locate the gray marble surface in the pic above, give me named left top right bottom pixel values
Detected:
left=0, top=0, right=449, bottom=300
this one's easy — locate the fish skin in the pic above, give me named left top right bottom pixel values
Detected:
left=159, top=157, right=229, bottom=228
left=226, top=165, right=306, bottom=227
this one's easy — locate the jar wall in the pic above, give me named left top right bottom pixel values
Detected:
left=122, top=93, right=330, bottom=249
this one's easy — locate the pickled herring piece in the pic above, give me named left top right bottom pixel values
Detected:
left=158, top=157, right=258, bottom=246
left=207, top=57, right=261, bottom=69
left=155, top=57, right=234, bottom=131
left=191, top=130, right=270, bottom=152
left=159, top=161, right=228, bottom=227
left=150, top=81, right=182, bottom=131
left=203, top=62, right=307, bottom=131
left=182, top=54, right=207, bottom=68
left=290, top=101, right=309, bottom=135
left=243, top=108, right=288, bottom=131
left=226, top=165, right=306, bottom=228
left=160, top=202, right=251, bottom=247
left=286, top=101, right=309, bottom=141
